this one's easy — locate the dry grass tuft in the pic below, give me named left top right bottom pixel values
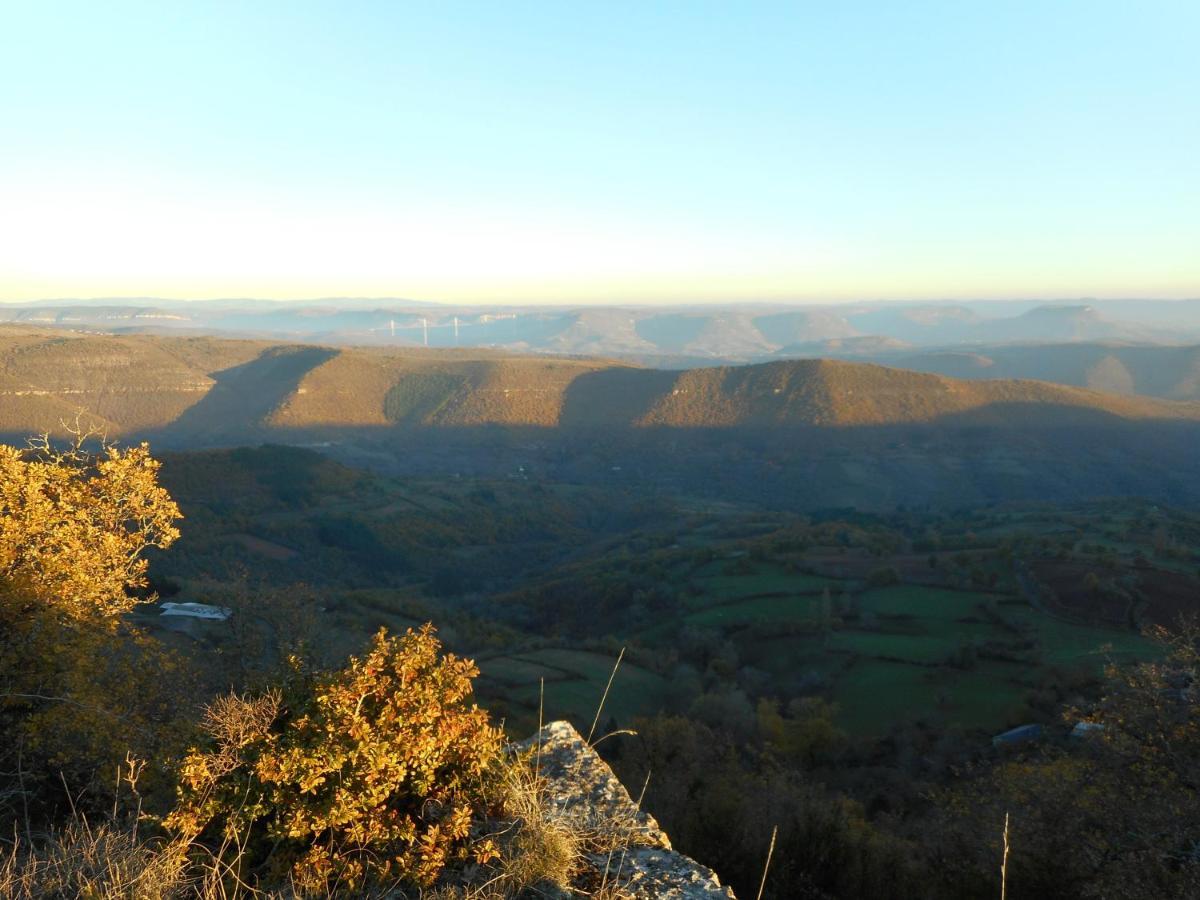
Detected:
left=477, top=741, right=658, bottom=900
left=489, top=755, right=581, bottom=896
left=0, top=819, right=190, bottom=899
left=504, top=822, right=577, bottom=891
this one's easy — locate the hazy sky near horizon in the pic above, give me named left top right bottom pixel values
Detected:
left=1, top=1, right=1197, bottom=305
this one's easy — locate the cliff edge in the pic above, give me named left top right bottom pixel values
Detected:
left=519, top=721, right=735, bottom=899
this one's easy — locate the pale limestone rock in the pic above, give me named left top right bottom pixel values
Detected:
left=517, top=721, right=735, bottom=899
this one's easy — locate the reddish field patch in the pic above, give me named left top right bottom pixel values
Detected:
left=1031, top=559, right=1130, bottom=625
left=1031, top=559, right=1199, bottom=627
left=231, top=532, right=299, bottom=561
left=1134, top=566, right=1200, bottom=626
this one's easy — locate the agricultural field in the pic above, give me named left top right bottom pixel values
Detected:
left=142, top=451, right=1200, bottom=746
left=497, top=500, right=1196, bottom=740
left=476, top=648, right=668, bottom=736
left=668, top=563, right=1150, bottom=737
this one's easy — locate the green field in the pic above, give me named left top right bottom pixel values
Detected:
left=685, top=594, right=821, bottom=627
left=477, top=647, right=669, bottom=735
left=631, top=556, right=1157, bottom=737
left=689, top=561, right=840, bottom=602
left=858, top=585, right=1004, bottom=620
left=832, top=659, right=1030, bottom=735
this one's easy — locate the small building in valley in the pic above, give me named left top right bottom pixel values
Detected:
left=992, top=723, right=1043, bottom=748
left=159, top=601, right=232, bottom=621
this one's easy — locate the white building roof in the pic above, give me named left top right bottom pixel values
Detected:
left=160, top=601, right=232, bottom=621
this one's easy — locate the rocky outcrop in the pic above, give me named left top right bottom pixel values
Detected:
left=519, top=721, right=735, bottom=898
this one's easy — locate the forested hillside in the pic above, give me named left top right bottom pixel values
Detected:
left=4, top=328, right=1199, bottom=440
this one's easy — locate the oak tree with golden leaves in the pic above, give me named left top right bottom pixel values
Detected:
left=0, top=433, right=184, bottom=816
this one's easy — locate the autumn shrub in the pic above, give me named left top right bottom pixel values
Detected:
left=166, top=625, right=503, bottom=892
left=0, top=434, right=186, bottom=816
left=0, top=435, right=181, bottom=622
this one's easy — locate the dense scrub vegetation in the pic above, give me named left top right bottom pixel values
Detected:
left=168, top=626, right=504, bottom=890
left=0, top=437, right=603, bottom=897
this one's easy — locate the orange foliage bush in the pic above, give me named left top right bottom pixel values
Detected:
left=0, top=436, right=181, bottom=622
left=0, top=435, right=185, bottom=812
left=167, top=625, right=502, bottom=890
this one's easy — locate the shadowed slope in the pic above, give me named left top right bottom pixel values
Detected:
left=0, top=330, right=263, bottom=437
left=168, top=345, right=338, bottom=438
left=270, top=356, right=1200, bottom=432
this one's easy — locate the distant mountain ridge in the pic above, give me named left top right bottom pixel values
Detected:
left=3, top=298, right=1198, bottom=359
left=815, top=343, right=1200, bottom=401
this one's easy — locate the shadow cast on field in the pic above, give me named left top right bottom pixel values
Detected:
left=166, top=345, right=338, bottom=439
left=558, top=367, right=680, bottom=427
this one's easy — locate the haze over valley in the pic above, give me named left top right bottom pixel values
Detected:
left=7, top=296, right=1200, bottom=361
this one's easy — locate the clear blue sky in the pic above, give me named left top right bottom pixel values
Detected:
left=1, top=1, right=1197, bottom=303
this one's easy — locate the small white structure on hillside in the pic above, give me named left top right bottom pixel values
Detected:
left=160, top=602, right=232, bottom=621
left=1070, top=721, right=1105, bottom=739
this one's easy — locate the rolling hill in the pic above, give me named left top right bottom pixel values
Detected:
left=6, top=326, right=1200, bottom=511
left=3, top=327, right=1199, bottom=440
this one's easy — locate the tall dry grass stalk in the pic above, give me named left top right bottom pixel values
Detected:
left=755, top=824, right=778, bottom=900
left=1001, top=812, right=1011, bottom=900
left=587, top=647, right=625, bottom=745
left=535, top=676, right=544, bottom=783
left=494, top=647, right=650, bottom=899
